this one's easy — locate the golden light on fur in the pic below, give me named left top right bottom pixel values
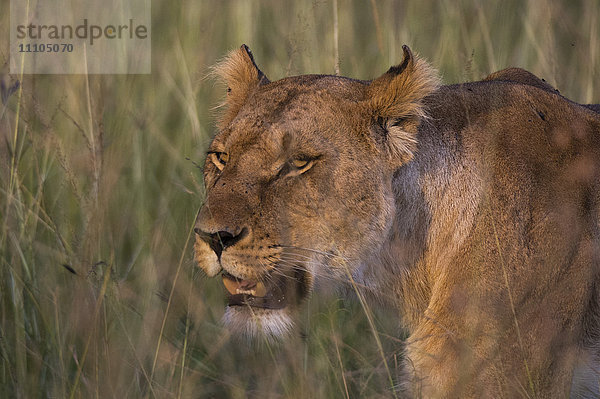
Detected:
left=193, top=236, right=221, bottom=277
left=196, top=44, right=600, bottom=398
left=366, top=45, right=440, bottom=121
left=365, top=45, right=440, bottom=166
left=211, top=44, right=270, bottom=129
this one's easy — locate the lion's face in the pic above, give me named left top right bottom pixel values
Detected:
left=194, top=45, right=439, bottom=338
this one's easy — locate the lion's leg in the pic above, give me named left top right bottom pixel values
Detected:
left=403, top=316, right=502, bottom=398
left=403, top=298, right=582, bottom=398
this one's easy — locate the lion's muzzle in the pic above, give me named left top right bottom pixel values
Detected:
left=193, top=225, right=248, bottom=259
left=194, top=217, right=310, bottom=311
left=222, top=272, right=288, bottom=309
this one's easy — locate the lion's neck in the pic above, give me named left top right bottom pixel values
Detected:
left=352, top=159, right=431, bottom=327
left=355, top=126, right=483, bottom=330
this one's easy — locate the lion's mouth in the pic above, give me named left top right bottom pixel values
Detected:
left=221, top=267, right=308, bottom=310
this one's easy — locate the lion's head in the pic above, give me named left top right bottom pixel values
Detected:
left=194, top=45, right=439, bottom=339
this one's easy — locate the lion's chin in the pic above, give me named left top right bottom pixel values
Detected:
left=222, top=306, right=294, bottom=341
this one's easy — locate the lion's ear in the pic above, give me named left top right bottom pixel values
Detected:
left=366, top=45, right=440, bottom=165
left=213, top=44, right=270, bottom=128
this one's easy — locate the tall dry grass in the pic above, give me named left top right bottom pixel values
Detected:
left=0, top=0, right=598, bottom=397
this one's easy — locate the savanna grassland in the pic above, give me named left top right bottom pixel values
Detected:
left=1, top=0, right=598, bottom=397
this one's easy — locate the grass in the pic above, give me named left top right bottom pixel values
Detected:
left=0, top=0, right=598, bottom=397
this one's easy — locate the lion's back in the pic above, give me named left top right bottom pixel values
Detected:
left=426, top=80, right=600, bottom=199
left=411, top=80, right=600, bottom=394
left=424, top=79, right=600, bottom=275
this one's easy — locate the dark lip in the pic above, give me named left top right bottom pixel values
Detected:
left=223, top=266, right=308, bottom=310
left=227, top=292, right=288, bottom=309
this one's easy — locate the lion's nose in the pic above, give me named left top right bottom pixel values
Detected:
left=194, top=226, right=248, bottom=259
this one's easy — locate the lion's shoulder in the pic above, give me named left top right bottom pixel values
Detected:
left=480, top=68, right=600, bottom=114
left=482, top=67, right=560, bottom=94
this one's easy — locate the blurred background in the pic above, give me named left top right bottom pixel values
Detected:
left=0, top=0, right=598, bottom=397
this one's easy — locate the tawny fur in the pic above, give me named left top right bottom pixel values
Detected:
left=195, top=44, right=600, bottom=398
left=211, top=45, right=269, bottom=129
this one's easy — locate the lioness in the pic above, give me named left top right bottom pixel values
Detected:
left=194, top=45, right=600, bottom=397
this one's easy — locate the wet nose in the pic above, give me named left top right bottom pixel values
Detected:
left=194, top=226, right=248, bottom=258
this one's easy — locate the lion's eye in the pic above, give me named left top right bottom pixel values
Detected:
left=292, top=159, right=308, bottom=168
left=290, top=158, right=314, bottom=174
left=209, top=152, right=229, bottom=171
